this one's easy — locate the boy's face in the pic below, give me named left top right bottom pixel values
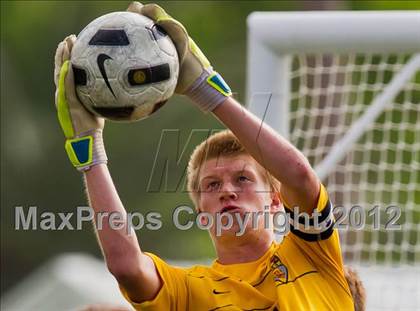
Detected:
left=197, top=154, right=279, bottom=238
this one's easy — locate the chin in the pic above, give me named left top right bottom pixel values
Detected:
left=215, top=222, right=260, bottom=239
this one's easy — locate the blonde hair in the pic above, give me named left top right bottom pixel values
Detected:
left=187, top=130, right=281, bottom=207
left=344, top=266, right=366, bottom=311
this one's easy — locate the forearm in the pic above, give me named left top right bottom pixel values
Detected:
left=84, top=164, right=161, bottom=302
left=212, top=97, right=320, bottom=211
left=83, top=164, right=143, bottom=270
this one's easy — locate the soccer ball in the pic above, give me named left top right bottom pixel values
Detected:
left=71, top=12, right=179, bottom=122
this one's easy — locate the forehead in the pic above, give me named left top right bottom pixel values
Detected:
left=199, top=154, right=264, bottom=179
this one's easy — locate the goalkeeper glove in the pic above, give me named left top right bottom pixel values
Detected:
left=54, top=35, right=107, bottom=171
left=127, top=2, right=232, bottom=112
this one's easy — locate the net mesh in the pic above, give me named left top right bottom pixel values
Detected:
left=289, top=54, right=420, bottom=265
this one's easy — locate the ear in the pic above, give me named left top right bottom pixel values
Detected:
left=198, top=213, right=210, bottom=226
left=195, top=206, right=206, bottom=226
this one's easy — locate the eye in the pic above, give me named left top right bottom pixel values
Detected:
left=206, top=181, right=221, bottom=191
left=238, top=175, right=250, bottom=183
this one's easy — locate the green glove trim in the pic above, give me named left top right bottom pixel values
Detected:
left=207, top=73, right=232, bottom=96
left=65, top=136, right=93, bottom=167
left=189, top=38, right=211, bottom=69
left=57, top=60, right=75, bottom=139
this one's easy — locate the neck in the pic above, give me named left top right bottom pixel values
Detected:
left=213, top=229, right=274, bottom=265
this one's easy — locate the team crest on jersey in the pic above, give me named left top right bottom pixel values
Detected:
left=271, top=255, right=288, bottom=284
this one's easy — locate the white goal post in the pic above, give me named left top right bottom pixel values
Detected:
left=247, top=11, right=420, bottom=311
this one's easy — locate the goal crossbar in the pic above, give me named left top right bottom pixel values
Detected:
left=247, top=11, right=420, bottom=54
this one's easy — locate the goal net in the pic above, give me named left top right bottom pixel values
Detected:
left=247, top=11, right=420, bottom=310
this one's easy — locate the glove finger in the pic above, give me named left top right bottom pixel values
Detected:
left=139, top=3, right=171, bottom=22
left=126, top=1, right=143, bottom=14
left=62, top=34, right=76, bottom=62
left=54, top=40, right=66, bottom=87
left=65, top=34, right=76, bottom=55
left=132, top=3, right=188, bottom=62
left=54, top=35, right=76, bottom=87
left=157, top=19, right=188, bottom=62
left=57, top=61, right=76, bottom=138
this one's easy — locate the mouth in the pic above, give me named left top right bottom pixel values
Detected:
left=220, top=205, right=240, bottom=214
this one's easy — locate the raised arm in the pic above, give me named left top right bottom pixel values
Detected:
left=54, top=35, right=161, bottom=303
left=212, top=97, right=320, bottom=213
left=83, top=165, right=161, bottom=302
left=129, top=2, right=319, bottom=214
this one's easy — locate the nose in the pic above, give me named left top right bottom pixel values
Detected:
left=219, top=182, right=238, bottom=202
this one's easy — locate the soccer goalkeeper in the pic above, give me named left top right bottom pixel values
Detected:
left=54, top=2, right=365, bottom=310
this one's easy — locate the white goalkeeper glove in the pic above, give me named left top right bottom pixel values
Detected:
left=127, top=2, right=232, bottom=112
left=54, top=35, right=107, bottom=171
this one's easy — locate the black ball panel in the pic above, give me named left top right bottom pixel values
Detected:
left=92, top=106, right=135, bottom=121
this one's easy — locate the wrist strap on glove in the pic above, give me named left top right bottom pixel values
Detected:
left=65, top=129, right=107, bottom=171
left=185, top=70, right=232, bottom=113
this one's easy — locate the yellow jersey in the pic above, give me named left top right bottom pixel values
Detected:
left=121, top=185, right=354, bottom=310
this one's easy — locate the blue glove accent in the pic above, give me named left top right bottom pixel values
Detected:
left=207, top=73, right=232, bottom=96
left=64, top=136, right=93, bottom=167
left=71, top=138, right=91, bottom=164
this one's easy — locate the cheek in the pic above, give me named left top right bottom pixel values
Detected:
left=200, top=192, right=215, bottom=202
left=243, top=189, right=272, bottom=208
left=198, top=192, right=217, bottom=212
